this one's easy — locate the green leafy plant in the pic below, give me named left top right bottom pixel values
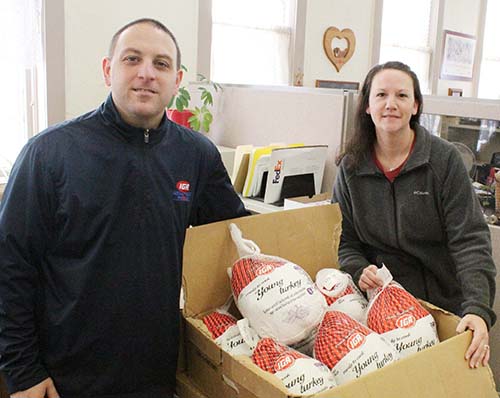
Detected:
left=168, top=66, right=222, bottom=133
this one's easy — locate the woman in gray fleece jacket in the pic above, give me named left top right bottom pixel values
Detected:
left=332, top=61, right=496, bottom=369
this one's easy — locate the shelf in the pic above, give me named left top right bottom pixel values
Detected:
left=447, top=123, right=500, bottom=133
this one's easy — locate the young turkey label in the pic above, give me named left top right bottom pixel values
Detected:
left=252, top=338, right=336, bottom=395
left=202, top=310, right=253, bottom=356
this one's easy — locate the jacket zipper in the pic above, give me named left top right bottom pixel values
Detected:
left=144, top=129, right=150, bottom=144
left=390, top=182, right=400, bottom=248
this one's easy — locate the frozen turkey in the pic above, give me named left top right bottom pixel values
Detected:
left=366, top=266, right=439, bottom=357
left=315, top=268, right=368, bottom=323
left=202, top=309, right=253, bottom=356
left=252, top=337, right=336, bottom=395
left=314, top=310, right=398, bottom=385
left=228, top=223, right=327, bottom=346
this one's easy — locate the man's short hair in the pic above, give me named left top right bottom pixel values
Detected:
left=108, top=18, right=181, bottom=70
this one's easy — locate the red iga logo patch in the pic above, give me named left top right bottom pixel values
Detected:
left=274, top=353, right=295, bottom=372
left=176, top=181, right=190, bottom=192
left=347, top=332, right=366, bottom=350
left=256, top=264, right=275, bottom=276
left=173, top=180, right=192, bottom=202
left=396, top=313, right=416, bottom=329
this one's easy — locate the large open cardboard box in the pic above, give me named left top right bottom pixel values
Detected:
left=181, top=204, right=498, bottom=398
left=176, top=372, right=209, bottom=398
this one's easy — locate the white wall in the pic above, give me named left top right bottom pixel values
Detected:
left=303, top=0, right=377, bottom=88
left=210, top=85, right=346, bottom=194
left=436, top=0, right=482, bottom=97
left=64, top=0, right=199, bottom=119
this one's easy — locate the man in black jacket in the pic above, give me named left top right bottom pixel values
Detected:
left=0, top=18, right=248, bottom=398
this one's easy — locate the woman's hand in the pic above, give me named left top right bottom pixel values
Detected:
left=358, top=264, right=383, bottom=291
left=456, top=314, right=490, bottom=368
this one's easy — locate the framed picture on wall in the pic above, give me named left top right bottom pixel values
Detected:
left=440, top=30, right=476, bottom=81
left=315, top=79, right=359, bottom=91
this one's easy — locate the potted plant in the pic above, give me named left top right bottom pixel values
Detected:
left=167, top=66, right=222, bottom=133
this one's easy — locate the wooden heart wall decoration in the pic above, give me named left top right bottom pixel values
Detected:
left=323, top=27, right=356, bottom=72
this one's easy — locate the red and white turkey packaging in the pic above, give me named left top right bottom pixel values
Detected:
left=315, top=268, right=368, bottom=324
left=252, top=337, right=336, bottom=395
left=314, top=310, right=398, bottom=385
left=366, top=265, right=439, bottom=357
left=227, top=223, right=327, bottom=347
left=202, top=309, right=254, bottom=356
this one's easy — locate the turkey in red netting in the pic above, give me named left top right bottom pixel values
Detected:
left=366, top=266, right=439, bottom=357
left=202, top=310, right=253, bottom=356
left=228, top=223, right=327, bottom=346
left=315, top=268, right=368, bottom=324
left=252, top=337, right=336, bottom=395
left=314, top=311, right=398, bottom=385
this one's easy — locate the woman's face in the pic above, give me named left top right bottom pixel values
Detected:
left=366, top=69, right=418, bottom=136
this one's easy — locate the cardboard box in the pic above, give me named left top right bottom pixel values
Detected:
left=176, top=372, right=209, bottom=398
left=181, top=204, right=498, bottom=398
left=183, top=338, right=257, bottom=398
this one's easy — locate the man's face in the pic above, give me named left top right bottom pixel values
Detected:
left=102, top=23, right=182, bottom=129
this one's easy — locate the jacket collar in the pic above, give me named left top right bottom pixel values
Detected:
left=356, top=124, right=432, bottom=176
left=99, top=93, right=170, bottom=146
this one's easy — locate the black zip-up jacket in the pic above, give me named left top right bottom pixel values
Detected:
left=333, top=125, right=496, bottom=328
left=0, top=95, right=248, bottom=397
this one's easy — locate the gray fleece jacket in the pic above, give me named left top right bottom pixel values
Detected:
left=332, top=124, right=496, bottom=328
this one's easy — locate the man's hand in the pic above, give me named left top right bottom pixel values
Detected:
left=456, top=314, right=490, bottom=368
left=11, top=377, right=59, bottom=398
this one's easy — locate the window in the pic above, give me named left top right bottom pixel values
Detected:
left=210, top=0, right=296, bottom=85
left=0, top=0, right=47, bottom=178
left=379, top=0, right=434, bottom=94
left=478, top=0, right=500, bottom=99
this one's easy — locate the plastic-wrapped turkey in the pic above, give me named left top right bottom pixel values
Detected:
left=202, top=309, right=253, bottom=356
left=366, top=266, right=439, bottom=357
left=252, top=337, right=336, bottom=395
left=314, top=310, right=398, bottom=385
left=228, top=223, right=327, bottom=347
left=315, top=268, right=368, bottom=323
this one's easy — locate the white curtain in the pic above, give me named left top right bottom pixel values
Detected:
left=211, top=0, right=295, bottom=85
left=0, top=0, right=45, bottom=177
left=478, top=0, right=500, bottom=99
